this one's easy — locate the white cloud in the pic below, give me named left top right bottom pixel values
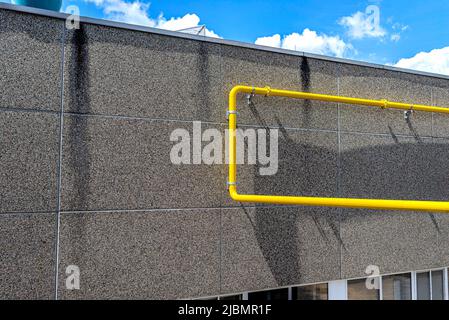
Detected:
left=255, top=34, right=281, bottom=48
left=392, top=23, right=409, bottom=32
left=87, top=0, right=106, bottom=5
left=84, top=0, right=220, bottom=38
left=157, top=14, right=220, bottom=38
left=394, top=47, right=449, bottom=75
left=390, top=34, right=400, bottom=42
left=339, top=5, right=386, bottom=39
left=389, top=23, right=408, bottom=42
left=99, top=0, right=154, bottom=26
left=255, top=29, right=353, bottom=58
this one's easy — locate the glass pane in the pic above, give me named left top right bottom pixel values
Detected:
left=431, top=270, right=444, bottom=300
left=382, top=273, right=411, bottom=300
left=348, top=278, right=380, bottom=300
left=417, top=272, right=431, bottom=300
left=292, top=284, right=328, bottom=300
left=220, top=294, right=243, bottom=301
left=248, top=288, right=288, bottom=301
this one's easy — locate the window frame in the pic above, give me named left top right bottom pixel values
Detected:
left=196, top=267, right=449, bottom=301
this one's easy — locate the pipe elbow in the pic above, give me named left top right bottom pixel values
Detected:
left=229, top=187, right=240, bottom=201
left=229, top=85, right=246, bottom=99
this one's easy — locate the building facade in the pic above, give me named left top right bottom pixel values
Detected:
left=1, top=3, right=449, bottom=300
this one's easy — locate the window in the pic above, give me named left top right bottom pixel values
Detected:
left=219, top=294, right=243, bottom=301
left=431, top=270, right=444, bottom=300
left=247, top=288, right=288, bottom=301
left=416, top=270, right=445, bottom=300
left=347, top=278, right=380, bottom=300
left=198, top=267, right=449, bottom=301
left=417, top=272, right=431, bottom=300
left=292, top=284, right=328, bottom=300
left=382, top=273, right=411, bottom=300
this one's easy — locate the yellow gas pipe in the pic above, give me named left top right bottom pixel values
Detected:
left=228, top=85, right=449, bottom=213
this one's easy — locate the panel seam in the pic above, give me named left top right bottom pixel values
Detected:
left=61, top=112, right=441, bottom=139
left=337, top=63, right=343, bottom=281
left=218, top=43, right=223, bottom=296
left=54, top=22, right=66, bottom=300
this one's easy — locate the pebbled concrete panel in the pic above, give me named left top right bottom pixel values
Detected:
left=0, top=9, right=62, bottom=111
left=431, top=78, right=449, bottom=138
left=220, top=48, right=338, bottom=131
left=340, top=133, right=436, bottom=200
left=0, top=110, right=59, bottom=213
left=340, top=210, right=441, bottom=279
left=63, top=23, right=222, bottom=122
left=237, top=127, right=338, bottom=199
left=221, top=206, right=341, bottom=295
left=57, top=209, right=220, bottom=299
left=435, top=212, right=449, bottom=268
left=60, top=116, right=230, bottom=211
left=338, top=63, right=433, bottom=137
left=0, top=213, right=55, bottom=300
left=431, top=138, right=449, bottom=268
left=340, top=133, right=446, bottom=278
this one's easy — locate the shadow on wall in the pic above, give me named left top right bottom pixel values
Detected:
left=242, top=59, right=449, bottom=286
left=248, top=128, right=449, bottom=285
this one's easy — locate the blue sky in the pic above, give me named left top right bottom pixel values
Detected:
left=4, top=0, right=449, bottom=74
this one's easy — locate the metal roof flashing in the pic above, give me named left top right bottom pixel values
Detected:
left=1, top=2, right=449, bottom=81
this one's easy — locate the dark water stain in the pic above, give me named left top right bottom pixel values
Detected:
left=68, top=25, right=91, bottom=210
left=65, top=25, right=92, bottom=270
left=300, top=58, right=312, bottom=129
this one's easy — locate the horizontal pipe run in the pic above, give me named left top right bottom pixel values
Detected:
left=228, top=85, right=449, bottom=213
left=229, top=191, right=449, bottom=213
left=231, top=85, right=449, bottom=114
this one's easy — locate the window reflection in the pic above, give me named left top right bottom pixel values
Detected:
left=417, top=272, right=431, bottom=300
left=198, top=268, right=449, bottom=301
left=220, top=294, right=243, bottom=301
left=348, top=278, right=380, bottom=300
left=292, top=284, right=328, bottom=300
left=382, top=273, right=411, bottom=300
left=431, top=270, right=444, bottom=300
left=247, top=288, right=288, bottom=301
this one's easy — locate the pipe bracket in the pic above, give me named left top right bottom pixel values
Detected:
left=247, top=87, right=256, bottom=106
left=264, top=86, right=272, bottom=97
left=226, top=181, right=236, bottom=190
left=226, top=110, right=238, bottom=120
left=404, top=107, right=414, bottom=121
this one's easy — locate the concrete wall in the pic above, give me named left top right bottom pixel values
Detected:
left=2, top=6, right=449, bottom=299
